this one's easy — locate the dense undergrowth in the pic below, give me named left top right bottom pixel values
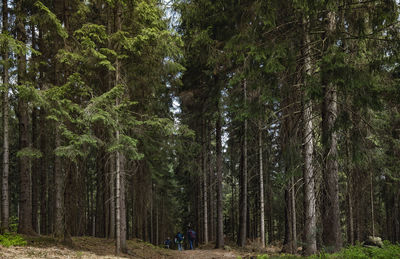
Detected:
left=0, top=232, right=27, bottom=247
left=253, top=241, right=400, bottom=259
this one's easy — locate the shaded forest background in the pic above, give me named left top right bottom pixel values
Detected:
left=0, top=0, right=400, bottom=256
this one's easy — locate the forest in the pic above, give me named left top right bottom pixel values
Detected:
left=0, top=0, right=400, bottom=258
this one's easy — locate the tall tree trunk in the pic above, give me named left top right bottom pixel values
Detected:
left=238, top=80, right=248, bottom=247
left=54, top=127, right=64, bottom=238
left=202, top=119, right=209, bottom=244
left=370, top=170, right=375, bottom=237
left=283, top=187, right=293, bottom=252
left=291, top=177, right=297, bottom=252
left=302, top=17, right=317, bottom=256
left=107, top=7, right=116, bottom=239
left=110, top=154, right=116, bottom=239
left=1, top=0, right=10, bottom=233
left=38, top=26, right=48, bottom=235
left=30, top=21, right=40, bottom=234
left=259, top=121, right=265, bottom=248
left=120, top=156, right=127, bottom=252
left=215, top=97, right=224, bottom=248
left=95, top=150, right=105, bottom=237
left=116, top=133, right=122, bottom=254
left=115, top=2, right=126, bottom=253
left=32, top=107, right=39, bottom=233
left=16, top=0, right=35, bottom=235
left=321, top=11, right=342, bottom=252
left=267, top=151, right=273, bottom=243
left=208, top=152, right=215, bottom=241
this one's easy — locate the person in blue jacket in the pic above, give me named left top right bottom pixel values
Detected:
left=164, top=237, right=172, bottom=249
left=175, top=231, right=184, bottom=251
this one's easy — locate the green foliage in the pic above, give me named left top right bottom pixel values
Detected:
left=0, top=233, right=27, bottom=247
left=34, top=1, right=68, bottom=39
left=9, top=216, right=19, bottom=233
left=16, top=147, right=42, bottom=159
left=257, top=243, right=400, bottom=259
left=0, top=34, right=36, bottom=57
left=329, top=243, right=400, bottom=259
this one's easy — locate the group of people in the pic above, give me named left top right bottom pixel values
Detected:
left=164, top=228, right=197, bottom=251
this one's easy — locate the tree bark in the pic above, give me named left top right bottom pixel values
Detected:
left=202, top=119, right=209, bottom=244
left=54, top=127, right=64, bottom=238
left=1, top=0, right=10, bottom=233
left=302, top=17, right=317, bottom=256
left=215, top=97, right=224, bottom=248
left=291, top=177, right=297, bottom=252
left=321, top=11, right=342, bottom=253
left=16, top=0, right=35, bottom=235
left=115, top=2, right=126, bottom=253
left=259, top=121, right=265, bottom=248
left=120, top=156, right=127, bottom=252
left=116, top=132, right=122, bottom=254
left=238, top=80, right=248, bottom=247
left=110, top=154, right=116, bottom=239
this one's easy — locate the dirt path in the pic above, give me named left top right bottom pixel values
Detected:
left=0, top=236, right=270, bottom=259
left=168, top=249, right=242, bottom=259
left=0, top=246, right=246, bottom=259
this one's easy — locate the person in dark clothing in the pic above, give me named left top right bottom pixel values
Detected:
left=175, top=232, right=184, bottom=251
left=187, top=228, right=196, bottom=250
left=164, top=237, right=172, bottom=249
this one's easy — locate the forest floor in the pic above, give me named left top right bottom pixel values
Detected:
left=0, top=235, right=282, bottom=259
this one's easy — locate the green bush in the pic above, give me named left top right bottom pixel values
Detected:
left=0, top=232, right=27, bottom=247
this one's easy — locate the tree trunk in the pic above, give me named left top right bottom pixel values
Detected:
left=209, top=153, right=215, bottom=241
left=16, top=0, right=35, bottom=235
left=370, top=170, right=375, bottom=237
left=115, top=2, right=126, bottom=253
left=110, top=154, right=116, bottom=238
left=32, top=106, right=39, bottom=233
left=321, top=11, right=342, bottom=253
left=283, top=187, right=293, bottom=253
left=215, top=97, right=224, bottom=248
left=40, top=107, right=48, bottom=235
left=259, top=121, right=265, bottom=248
left=302, top=17, right=317, bottom=256
left=116, top=136, right=122, bottom=254
left=238, top=80, right=248, bottom=247
left=1, top=0, right=10, bottom=233
left=54, top=127, right=64, bottom=238
left=120, top=155, right=127, bottom=252
left=291, top=177, right=297, bottom=252
left=202, top=119, right=209, bottom=244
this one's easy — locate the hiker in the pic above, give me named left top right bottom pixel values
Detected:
left=187, top=228, right=197, bottom=250
left=164, top=237, right=172, bottom=249
left=175, top=231, right=184, bottom=251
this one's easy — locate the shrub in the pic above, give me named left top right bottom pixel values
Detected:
left=0, top=233, right=27, bottom=247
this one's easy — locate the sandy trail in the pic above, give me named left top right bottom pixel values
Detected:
left=168, top=249, right=241, bottom=259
